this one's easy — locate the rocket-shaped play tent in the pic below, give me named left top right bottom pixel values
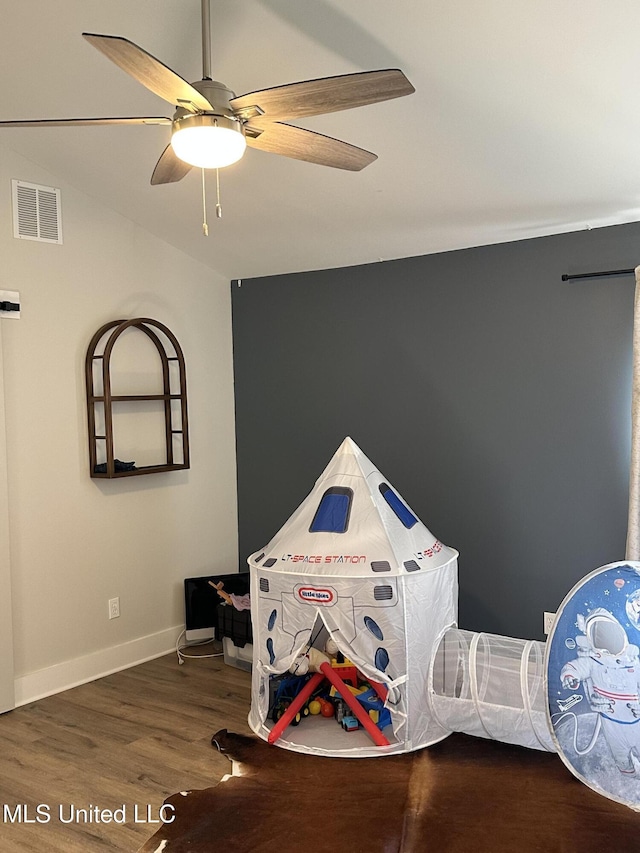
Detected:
left=247, top=437, right=458, bottom=756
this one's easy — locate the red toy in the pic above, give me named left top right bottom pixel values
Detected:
left=318, top=697, right=334, bottom=718
left=267, top=664, right=390, bottom=748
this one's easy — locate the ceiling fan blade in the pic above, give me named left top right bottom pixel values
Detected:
left=151, top=144, right=193, bottom=185
left=83, top=33, right=214, bottom=113
left=0, top=117, right=171, bottom=128
left=246, top=123, right=376, bottom=171
left=231, top=69, right=414, bottom=122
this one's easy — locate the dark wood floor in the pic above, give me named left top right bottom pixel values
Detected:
left=3, top=645, right=640, bottom=852
left=0, top=642, right=252, bottom=852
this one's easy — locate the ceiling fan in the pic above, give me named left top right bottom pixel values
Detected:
left=0, top=0, right=415, bottom=186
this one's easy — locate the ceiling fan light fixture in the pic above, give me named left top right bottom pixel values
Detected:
left=171, top=114, right=246, bottom=169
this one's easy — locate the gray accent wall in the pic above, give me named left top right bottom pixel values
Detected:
left=232, top=222, right=640, bottom=640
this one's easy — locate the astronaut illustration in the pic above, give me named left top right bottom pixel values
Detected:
left=560, top=608, right=640, bottom=774
left=626, top=588, right=640, bottom=631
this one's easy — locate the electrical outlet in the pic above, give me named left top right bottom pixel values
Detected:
left=544, top=611, right=556, bottom=635
left=108, top=597, right=120, bottom=620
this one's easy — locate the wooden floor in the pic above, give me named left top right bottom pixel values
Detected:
left=0, top=642, right=252, bottom=852
left=4, top=647, right=640, bottom=852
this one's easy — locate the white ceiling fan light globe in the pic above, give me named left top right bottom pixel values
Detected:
left=172, top=125, right=246, bottom=168
left=171, top=114, right=246, bottom=169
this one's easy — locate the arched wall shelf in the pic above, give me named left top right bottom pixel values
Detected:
left=85, top=318, right=190, bottom=478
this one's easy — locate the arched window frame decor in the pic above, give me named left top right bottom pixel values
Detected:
left=85, top=318, right=189, bottom=478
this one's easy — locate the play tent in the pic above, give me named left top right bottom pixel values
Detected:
left=243, top=437, right=640, bottom=809
left=247, top=436, right=459, bottom=756
left=547, top=561, right=640, bottom=810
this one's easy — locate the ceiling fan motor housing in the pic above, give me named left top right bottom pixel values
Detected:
left=172, top=111, right=245, bottom=139
left=172, top=78, right=245, bottom=143
left=186, top=79, right=238, bottom=118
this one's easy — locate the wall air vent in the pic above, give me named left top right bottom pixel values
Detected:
left=12, top=180, right=62, bottom=244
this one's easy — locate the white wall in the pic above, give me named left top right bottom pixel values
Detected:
left=0, top=317, right=15, bottom=712
left=0, top=145, right=238, bottom=705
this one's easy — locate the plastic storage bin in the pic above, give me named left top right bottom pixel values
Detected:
left=222, top=636, right=253, bottom=672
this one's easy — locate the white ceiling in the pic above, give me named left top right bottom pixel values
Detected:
left=2, top=0, right=640, bottom=280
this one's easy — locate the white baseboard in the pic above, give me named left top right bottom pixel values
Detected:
left=13, top=624, right=183, bottom=707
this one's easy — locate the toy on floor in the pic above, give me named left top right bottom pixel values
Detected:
left=342, top=716, right=359, bottom=732
left=289, top=646, right=330, bottom=676
left=268, top=652, right=391, bottom=747
left=318, top=697, right=334, bottom=718
left=268, top=673, right=319, bottom=725
left=210, top=580, right=251, bottom=611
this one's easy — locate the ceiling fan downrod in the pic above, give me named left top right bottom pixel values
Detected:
left=201, top=0, right=212, bottom=80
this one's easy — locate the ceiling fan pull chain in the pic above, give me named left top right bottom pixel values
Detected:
left=201, top=168, right=209, bottom=236
left=216, top=168, right=222, bottom=219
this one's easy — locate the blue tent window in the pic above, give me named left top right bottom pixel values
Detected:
left=309, top=487, right=353, bottom=533
left=379, top=483, right=418, bottom=529
left=375, top=647, right=390, bottom=672
left=364, top=615, right=384, bottom=640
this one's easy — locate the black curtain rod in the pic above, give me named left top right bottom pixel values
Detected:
left=561, top=268, right=636, bottom=282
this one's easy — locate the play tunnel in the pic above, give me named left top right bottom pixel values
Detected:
left=429, top=627, right=556, bottom=752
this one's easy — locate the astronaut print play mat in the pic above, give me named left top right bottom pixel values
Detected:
left=547, top=561, right=640, bottom=809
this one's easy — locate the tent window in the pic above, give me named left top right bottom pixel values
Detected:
left=379, top=483, right=418, bottom=529
left=309, top=487, right=353, bottom=533
left=255, top=552, right=265, bottom=563
left=374, top=585, right=394, bottom=600
left=364, top=615, right=384, bottom=640
left=375, top=647, right=390, bottom=672
left=404, top=560, right=420, bottom=572
left=259, top=578, right=270, bottom=592
left=263, top=558, right=277, bottom=568
left=371, top=561, right=391, bottom=572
